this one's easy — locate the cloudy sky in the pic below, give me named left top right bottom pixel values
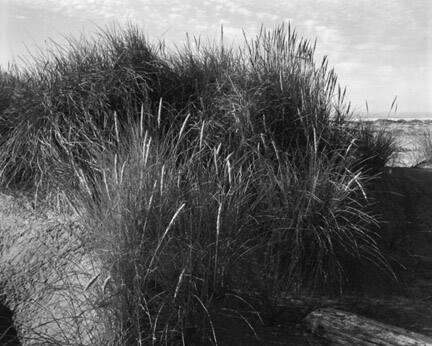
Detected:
left=1, top=0, right=431, bottom=114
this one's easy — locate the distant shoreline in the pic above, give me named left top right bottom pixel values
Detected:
left=350, top=117, right=432, bottom=124
left=351, top=112, right=432, bottom=123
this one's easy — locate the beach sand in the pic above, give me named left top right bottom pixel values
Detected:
left=0, top=193, right=102, bottom=345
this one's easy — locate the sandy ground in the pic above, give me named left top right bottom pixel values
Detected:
left=0, top=193, right=105, bottom=345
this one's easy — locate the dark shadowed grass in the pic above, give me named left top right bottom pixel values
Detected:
left=0, top=23, right=398, bottom=344
left=66, top=116, right=388, bottom=344
left=0, top=69, right=18, bottom=115
left=75, top=126, right=260, bottom=344
left=0, top=23, right=367, bottom=191
left=350, top=123, right=398, bottom=173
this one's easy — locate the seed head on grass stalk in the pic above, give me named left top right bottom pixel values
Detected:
left=71, top=120, right=264, bottom=344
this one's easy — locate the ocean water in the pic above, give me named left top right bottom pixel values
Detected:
left=356, top=112, right=432, bottom=121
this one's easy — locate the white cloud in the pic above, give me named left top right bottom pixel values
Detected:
left=381, top=44, right=397, bottom=52
left=316, top=25, right=342, bottom=46
left=336, top=61, right=363, bottom=74
left=14, top=0, right=139, bottom=21
left=301, top=19, right=316, bottom=32
left=256, top=12, right=279, bottom=21
left=354, top=42, right=376, bottom=51
left=378, top=65, right=394, bottom=76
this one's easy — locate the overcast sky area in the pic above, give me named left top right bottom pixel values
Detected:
left=1, top=0, right=431, bottom=114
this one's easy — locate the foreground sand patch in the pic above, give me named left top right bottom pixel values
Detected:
left=0, top=193, right=106, bottom=345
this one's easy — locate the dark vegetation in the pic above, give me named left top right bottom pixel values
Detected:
left=0, top=24, right=398, bottom=344
left=0, top=300, right=20, bottom=345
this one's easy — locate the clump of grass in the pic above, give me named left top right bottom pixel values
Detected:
left=0, top=25, right=170, bottom=190
left=350, top=123, right=398, bottom=173
left=254, top=136, right=388, bottom=294
left=70, top=116, right=386, bottom=343
left=0, top=24, right=355, bottom=192
left=73, top=121, right=263, bottom=344
left=0, top=68, right=17, bottom=114
left=0, top=23, right=398, bottom=344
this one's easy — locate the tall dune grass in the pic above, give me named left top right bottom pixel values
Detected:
left=70, top=115, right=386, bottom=344
left=0, top=24, right=361, bottom=191
left=0, top=23, right=397, bottom=344
left=75, top=123, right=262, bottom=344
left=350, top=124, right=398, bottom=173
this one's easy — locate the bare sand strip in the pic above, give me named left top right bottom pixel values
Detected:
left=0, top=193, right=104, bottom=345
